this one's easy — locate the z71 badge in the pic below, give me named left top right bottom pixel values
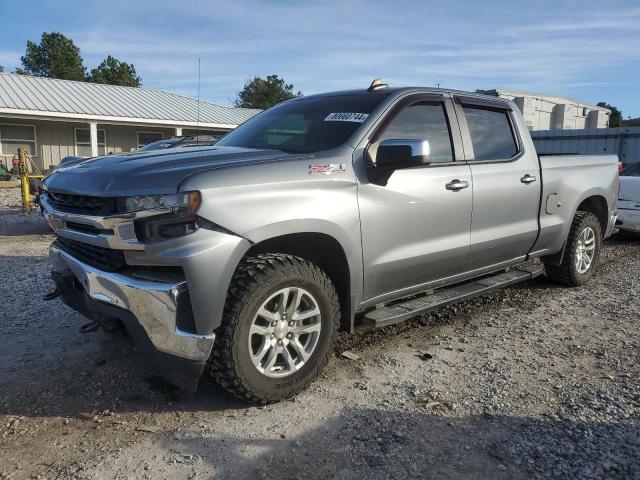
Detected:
left=309, top=164, right=346, bottom=175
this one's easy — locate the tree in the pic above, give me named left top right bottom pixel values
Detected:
left=597, top=102, right=622, bottom=128
left=235, top=74, right=302, bottom=109
left=14, top=32, right=143, bottom=86
left=16, top=32, right=86, bottom=81
left=89, top=55, right=141, bottom=87
left=0, top=65, right=4, bottom=73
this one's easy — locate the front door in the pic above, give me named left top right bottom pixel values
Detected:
left=358, top=96, right=473, bottom=304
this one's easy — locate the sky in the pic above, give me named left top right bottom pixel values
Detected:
left=1, top=0, right=639, bottom=117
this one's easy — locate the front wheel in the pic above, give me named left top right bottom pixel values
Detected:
left=544, top=211, right=602, bottom=286
left=208, top=253, right=340, bottom=403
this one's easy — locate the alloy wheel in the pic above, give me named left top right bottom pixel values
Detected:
left=575, top=226, right=596, bottom=274
left=248, top=287, right=322, bottom=378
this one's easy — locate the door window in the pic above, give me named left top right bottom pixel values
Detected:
left=462, top=106, right=518, bottom=160
left=379, top=103, right=454, bottom=163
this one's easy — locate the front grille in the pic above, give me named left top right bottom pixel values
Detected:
left=47, top=191, right=119, bottom=216
left=55, top=237, right=126, bottom=272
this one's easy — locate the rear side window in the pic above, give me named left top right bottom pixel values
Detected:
left=379, top=103, right=454, bottom=163
left=462, top=106, right=518, bottom=160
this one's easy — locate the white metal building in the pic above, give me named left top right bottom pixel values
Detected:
left=478, top=89, right=611, bottom=131
left=0, top=72, right=260, bottom=170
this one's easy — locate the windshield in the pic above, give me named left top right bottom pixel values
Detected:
left=216, top=94, right=386, bottom=154
left=622, top=163, right=640, bottom=176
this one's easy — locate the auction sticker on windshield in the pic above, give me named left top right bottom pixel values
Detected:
left=324, top=112, right=370, bottom=123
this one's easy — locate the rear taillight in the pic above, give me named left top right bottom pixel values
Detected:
left=618, top=162, right=624, bottom=172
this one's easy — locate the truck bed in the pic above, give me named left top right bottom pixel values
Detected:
left=532, top=154, right=619, bottom=256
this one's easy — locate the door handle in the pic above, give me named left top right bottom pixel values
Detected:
left=445, top=179, right=469, bottom=191
left=521, top=174, right=537, bottom=184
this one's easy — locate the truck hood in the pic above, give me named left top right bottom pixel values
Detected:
left=43, top=146, right=290, bottom=195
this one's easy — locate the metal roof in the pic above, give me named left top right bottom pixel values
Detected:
left=0, top=72, right=260, bottom=128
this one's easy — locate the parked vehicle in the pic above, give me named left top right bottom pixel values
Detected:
left=53, top=135, right=221, bottom=169
left=616, top=163, right=640, bottom=233
left=136, top=134, right=219, bottom=152
left=37, top=136, right=220, bottom=213
left=41, top=83, right=619, bottom=403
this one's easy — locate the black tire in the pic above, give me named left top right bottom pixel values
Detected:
left=208, top=253, right=340, bottom=403
left=544, top=211, right=602, bottom=286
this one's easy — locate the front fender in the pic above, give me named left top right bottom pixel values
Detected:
left=241, top=218, right=363, bottom=308
left=180, top=155, right=364, bottom=328
left=130, top=228, right=252, bottom=335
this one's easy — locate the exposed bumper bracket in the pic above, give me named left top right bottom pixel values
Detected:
left=49, top=246, right=216, bottom=390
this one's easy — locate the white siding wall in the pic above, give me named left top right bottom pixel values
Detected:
left=38, top=121, right=76, bottom=168
left=515, top=97, right=555, bottom=130
left=0, top=118, right=183, bottom=169
left=0, top=117, right=76, bottom=170
left=104, top=125, right=138, bottom=154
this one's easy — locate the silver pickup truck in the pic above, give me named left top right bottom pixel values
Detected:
left=42, top=83, right=619, bottom=403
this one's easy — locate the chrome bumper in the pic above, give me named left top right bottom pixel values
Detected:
left=49, top=245, right=215, bottom=363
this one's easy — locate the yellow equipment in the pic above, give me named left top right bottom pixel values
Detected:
left=17, top=147, right=45, bottom=213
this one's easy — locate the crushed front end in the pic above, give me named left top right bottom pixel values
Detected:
left=41, top=188, right=249, bottom=391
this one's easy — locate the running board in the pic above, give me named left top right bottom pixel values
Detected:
left=362, top=266, right=543, bottom=328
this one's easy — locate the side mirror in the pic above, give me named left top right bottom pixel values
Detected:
left=370, top=139, right=431, bottom=169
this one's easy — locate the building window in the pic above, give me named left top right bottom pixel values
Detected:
left=75, top=128, right=106, bottom=157
left=137, top=131, right=164, bottom=148
left=0, top=124, right=37, bottom=157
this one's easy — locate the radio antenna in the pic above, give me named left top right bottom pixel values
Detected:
left=196, top=57, right=201, bottom=144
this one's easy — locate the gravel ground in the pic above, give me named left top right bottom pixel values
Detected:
left=0, top=186, right=638, bottom=479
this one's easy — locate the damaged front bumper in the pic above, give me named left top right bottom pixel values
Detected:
left=49, top=245, right=215, bottom=391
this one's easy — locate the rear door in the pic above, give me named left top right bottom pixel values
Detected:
left=358, top=94, right=473, bottom=304
left=454, top=95, right=541, bottom=270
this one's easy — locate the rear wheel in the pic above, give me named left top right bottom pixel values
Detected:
left=544, top=211, right=602, bottom=286
left=208, top=253, right=340, bottom=403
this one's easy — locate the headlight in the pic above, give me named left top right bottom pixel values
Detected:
left=124, top=191, right=201, bottom=215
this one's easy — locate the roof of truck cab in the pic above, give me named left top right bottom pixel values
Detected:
left=298, top=86, right=496, bottom=100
